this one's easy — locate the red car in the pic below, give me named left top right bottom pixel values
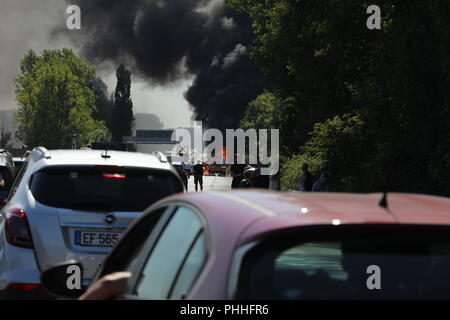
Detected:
left=42, top=190, right=450, bottom=300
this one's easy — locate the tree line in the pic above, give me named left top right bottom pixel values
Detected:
left=229, top=0, right=450, bottom=196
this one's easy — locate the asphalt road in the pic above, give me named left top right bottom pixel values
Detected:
left=187, top=175, right=232, bottom=192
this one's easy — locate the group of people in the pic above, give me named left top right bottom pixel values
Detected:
left=298, top=163, right=331, bottom=192
left=190, top=159, right=276, bottom=191
left=190, top=158, right=331, bottom=193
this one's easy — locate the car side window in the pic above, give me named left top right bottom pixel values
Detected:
left=99, top=207, right=169, bottom=278
left=134, top=206, right=203, bottom=299
left=169, top=231, right=207, bottom=299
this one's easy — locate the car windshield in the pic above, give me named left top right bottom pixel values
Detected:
left=237, top=231, right=450, bottom=300
left=29, top=167, right=183, bottom=212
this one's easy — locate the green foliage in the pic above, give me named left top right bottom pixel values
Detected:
left=240, top=91, right=301, bottom=156
left=281, top=113, right=370, bottom=192
left=280, top=153, right=321, bottom=191
left=91, top=77, right=114, bottom=132
left=303, top=113, right=372, bottom=192
left=14, top=49, right=110, bottom=149
left=230, top=0, right=450, bottom=195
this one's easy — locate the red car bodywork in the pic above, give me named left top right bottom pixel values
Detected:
left=148, top=190, right=450, bottom=299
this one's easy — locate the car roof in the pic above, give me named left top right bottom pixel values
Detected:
left=29, top=148, right=174, bottom=172
left=160, top=190, right=450, bottom=245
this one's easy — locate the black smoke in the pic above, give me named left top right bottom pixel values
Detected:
left=62, top=0, right=264, bottom=130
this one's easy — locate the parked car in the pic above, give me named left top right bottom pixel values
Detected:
left=41, top=190, right=450, bottom=300
left=0, top=147, right=185, bottom=299
left=0, top=154, right=14, bottom=206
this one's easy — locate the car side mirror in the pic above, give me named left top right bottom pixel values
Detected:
left=41, top=260, right=86, bottom=299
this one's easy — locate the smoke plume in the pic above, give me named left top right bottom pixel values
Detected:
left=61, top=0, right=264, bottom=130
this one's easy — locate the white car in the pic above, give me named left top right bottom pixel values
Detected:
left=0, top=147, right=184, bottom=299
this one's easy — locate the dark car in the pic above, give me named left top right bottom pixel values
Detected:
left=0, top=154, right=14, bottom=205
left=171, top=162, right=188, bottom=190
left=42, top=190, right=450, bottom=300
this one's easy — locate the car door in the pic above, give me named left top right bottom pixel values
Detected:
left=117, top=204, right=209, bottom=299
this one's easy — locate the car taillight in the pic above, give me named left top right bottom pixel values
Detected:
left=4, top=208, right=34, bottom=249
left=5, top=283, right=40, bottom=291
left=103, top=173, right=126, bottom=179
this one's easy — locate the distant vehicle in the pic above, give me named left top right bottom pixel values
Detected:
left=0, top=147, right=185, bottom=299
left=166, top=154, right=184, bottom=164
left=0, top=154, right=14, bottom=206
left=239, top=166, right=269, bottom=189
left=207, top=164, right=227, bottom=176
left=41, top=191, right=450, bottom=300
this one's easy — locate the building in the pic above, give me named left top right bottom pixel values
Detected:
left=123, top=130, right=179, bottom=155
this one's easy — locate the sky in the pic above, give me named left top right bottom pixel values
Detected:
left=0, top=0, right=195, bottom=129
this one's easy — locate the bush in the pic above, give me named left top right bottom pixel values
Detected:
left=281, top=113, right=372, bottom=192
left=281, top=154, right=322, bottom=191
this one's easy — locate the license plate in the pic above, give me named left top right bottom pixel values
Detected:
left=75, top=231, right=122, bottom=247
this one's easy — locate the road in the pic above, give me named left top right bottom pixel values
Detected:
left=187, top=175, right=232, bottom=192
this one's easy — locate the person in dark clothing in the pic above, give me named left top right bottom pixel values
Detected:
left=193, top=161, right=204, bottom=191
left=251, top=164, right=270, bottom=189
left=231, top=162, right=246, bottom=189
left=312, top=164, right=331, bottom=192
left=298, top=163, right=314, bottom=192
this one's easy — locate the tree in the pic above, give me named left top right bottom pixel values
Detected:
left=280, top=113, right=371, bottom=192
left=91, top=77, right=114, bottom=132
left=111, top=64, right=134, bottom=141
left=14, top=49, right=110, bottom=149
left=240, top=91, right=302, bottom=156
left=0, top=127, right=13, bottom=149
left=230, top=0, right=450, bottom=195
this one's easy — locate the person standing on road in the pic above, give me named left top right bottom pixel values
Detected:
left=312, top=164, right=331, bottom=192
left=230, top=154, right=246, bottom=189
left=298, top=163, right=314, bottom=192
left=193, top=160, right=204, bottom=192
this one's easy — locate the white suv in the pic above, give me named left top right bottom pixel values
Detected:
left=0, top=147, right=184, bottom=299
